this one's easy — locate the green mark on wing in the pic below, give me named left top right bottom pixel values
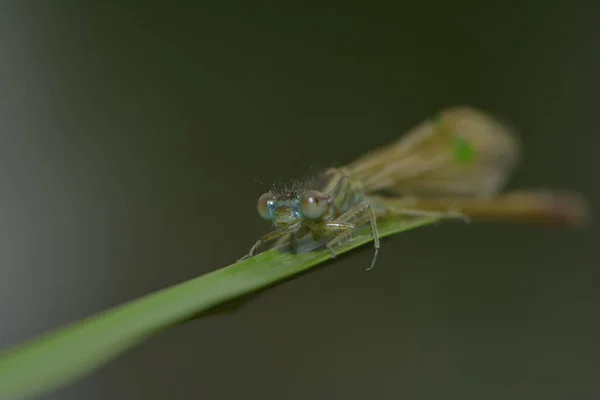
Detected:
left=453, top=136, right=475, bottom=164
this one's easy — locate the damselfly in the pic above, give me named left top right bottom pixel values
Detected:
left=242, top=106, right=588, bottom=269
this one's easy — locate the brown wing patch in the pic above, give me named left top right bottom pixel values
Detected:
left=345, top=106, right=521, bottom=198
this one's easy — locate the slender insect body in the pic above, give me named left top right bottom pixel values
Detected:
left=243, top=106, right=588, bottom=269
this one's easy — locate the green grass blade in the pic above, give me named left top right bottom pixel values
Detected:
left=0, top=216, right=438, bottom=400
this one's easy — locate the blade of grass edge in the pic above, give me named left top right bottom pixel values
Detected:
left=0, top=216, right=438, bottom=400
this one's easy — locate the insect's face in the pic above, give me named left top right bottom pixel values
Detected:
left=257, top=190, right=329, bottom=228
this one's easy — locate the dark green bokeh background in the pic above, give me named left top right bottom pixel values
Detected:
left=0, top=4, right=598, bottom=399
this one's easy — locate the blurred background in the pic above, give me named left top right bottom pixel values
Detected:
left=0, top=3, right=598, bottom=399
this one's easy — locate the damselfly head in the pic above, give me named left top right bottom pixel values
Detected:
left=257, top=190, right=329, bottom=227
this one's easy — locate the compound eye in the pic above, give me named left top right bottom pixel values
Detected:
left=300, top=190, right=328, bottom=220
left=257, top=192, right=274, bottom=220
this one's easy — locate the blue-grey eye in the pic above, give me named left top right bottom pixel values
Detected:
left=300, top=190, right=328, bottom=219
left=257, top=192, right=274, bottom=220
